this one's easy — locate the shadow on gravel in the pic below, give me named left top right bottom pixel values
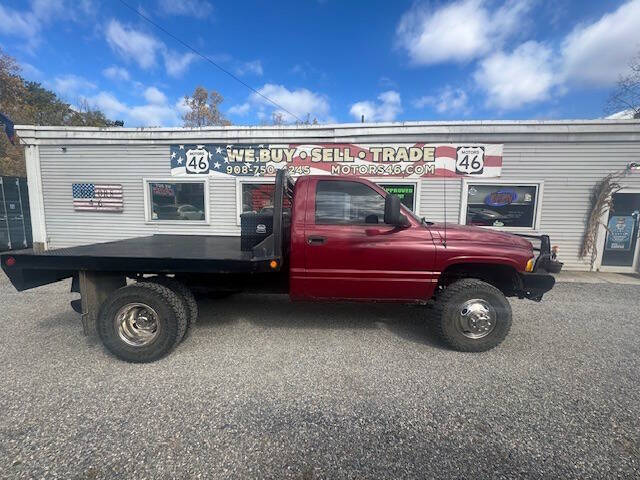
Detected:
left=36, top=310, right=80, bottom=330
left=196, top=294, right=448, bottom=350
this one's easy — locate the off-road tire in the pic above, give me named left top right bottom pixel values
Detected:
left=97, top=283, right=188, bottom=363
left=141, top=276, right=198, bottom=337
left=433, top=278, right=512, bottom=352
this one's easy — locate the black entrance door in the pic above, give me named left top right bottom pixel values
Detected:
left=601, top=193, right=640, bottom=268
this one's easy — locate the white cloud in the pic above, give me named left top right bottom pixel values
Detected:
left=473, top=41, right=559, bottom=110
left=0, top=0, right=96, bottom=49
left=102, top=66, right=130, bottom=82
left=414, top=86, right=469, bottom=115
left=128, top=103, right=180, bottom=127
left=90, top=92, right=128, bottom=119
left=175, top=97, right=190, bottom=116
left=53, top=74, right=97, bottom=96
left=20, top=62, right=42, bottom=78
left=235, top=60, right=263, bottom=76
left=143, top=87, right=168, bottom=105
left=400, top=0, right=640, bottom=111
left=561, top=0, right=640, bottom=86
left=106, top=20, right=161, bottom=69
left=350, top=91, right=402, bottom=122
left=105, top=20, right=199, bottom=77
left=249, top=84, right=330, bottom=122
left=228, top=103, right=251, bottom=116
left=606, top=109, right=636, bottom=120
left=162, top=50, right=199, bottom=77
left=0, top=4, right=35, bottom=39
left=158, top=0, right=213, bottom=18
left=378, top=76, right=397, bottom=88
left=396, top=0, right=532, bottom=65
left=86, top=88, right=183, bottom=127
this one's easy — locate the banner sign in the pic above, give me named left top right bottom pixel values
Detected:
left=170, top=143, right=503, bottom=178
left=605, top=215, right=635, bottom=251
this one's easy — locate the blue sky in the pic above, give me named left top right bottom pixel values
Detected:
left=1, top=0, right=639, bottom=126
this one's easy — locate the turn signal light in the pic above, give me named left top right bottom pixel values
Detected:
left=525, top=258, right=534, bottom=272
left=269, top=260, right=278, bottom=269
left=5, top=256, right=16, bottom=267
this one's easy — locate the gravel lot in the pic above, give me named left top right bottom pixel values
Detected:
left=1, top=273, right=639, bottom=480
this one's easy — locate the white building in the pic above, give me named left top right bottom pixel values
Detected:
left=16, top=120, right=640, bottom=272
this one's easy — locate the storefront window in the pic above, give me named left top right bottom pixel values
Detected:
left=465, top=183, right=539, bottom=229
left=149, top=181, right=206, bottom=221
left=242, top=183, right=276, bottom=213
left=379, top=184, right=416, bottom=211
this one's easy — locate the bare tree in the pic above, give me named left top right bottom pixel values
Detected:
left=270, top=112, right=318, bottom=126
left=271, top=112, right=286, bottom=126
left=182, top=86, right=231, bottom=127
left=606, top=53, right=640, bottom=119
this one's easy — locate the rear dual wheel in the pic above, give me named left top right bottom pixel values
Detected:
left=97, top=280, right=195, bottom=363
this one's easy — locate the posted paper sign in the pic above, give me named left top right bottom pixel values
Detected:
left=605, top=216, right=635, bottom=251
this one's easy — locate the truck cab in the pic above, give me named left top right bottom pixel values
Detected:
left=286, top=174, right=558, bottom=304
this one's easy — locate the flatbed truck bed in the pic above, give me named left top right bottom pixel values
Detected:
left=3, top=234, right=277, bottom=291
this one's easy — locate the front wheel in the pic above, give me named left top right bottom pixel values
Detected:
left=433, top=279, right=512, bottom=352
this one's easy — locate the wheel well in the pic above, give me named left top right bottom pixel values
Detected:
left=439, top=263, right=520, bottom=296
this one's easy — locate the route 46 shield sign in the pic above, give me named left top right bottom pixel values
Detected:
left=456, top=146, right=484, bottom=175
left=185, top=146, right=210, bottom=174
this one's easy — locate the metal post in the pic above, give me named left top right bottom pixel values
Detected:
left=0, top=177, right=10, bottom=250
left=15, top=178, right=28, bottom=248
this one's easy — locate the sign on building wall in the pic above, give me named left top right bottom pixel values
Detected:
left=170, top=143, right=503, bottom=178
left=72, top=183, right=124, bottom=212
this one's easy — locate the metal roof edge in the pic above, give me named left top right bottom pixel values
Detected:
left=13, top=118, right=640, bottom=133
left=13, top=119, right=640, bottom=145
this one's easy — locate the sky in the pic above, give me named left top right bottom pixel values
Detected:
left=0, top=0, right=639, bottom=127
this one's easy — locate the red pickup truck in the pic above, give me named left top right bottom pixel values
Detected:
left=1, top=170, right=561, bottom=362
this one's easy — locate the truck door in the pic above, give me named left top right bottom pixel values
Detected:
left=301, top=178, right=437, bottom=301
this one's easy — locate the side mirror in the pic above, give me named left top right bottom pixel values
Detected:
left=384, top=194, right=409, bottom=227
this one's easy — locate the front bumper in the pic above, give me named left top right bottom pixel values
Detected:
left=515, top=233, right=563, bottom=301
left=517, top=272, right=556, bottom=301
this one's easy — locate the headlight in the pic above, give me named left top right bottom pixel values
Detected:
left=526, top=257, right=535, bottom=272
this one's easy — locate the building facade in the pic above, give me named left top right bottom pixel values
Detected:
left=16, top=120, right=640, bottom=272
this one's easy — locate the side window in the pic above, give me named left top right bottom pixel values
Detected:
left=149, top=182, right=206, bottom=221
left=315, top=180, right=386, bottom=225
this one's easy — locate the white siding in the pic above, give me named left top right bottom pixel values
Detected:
left=39, top=145, right=239, bottom=248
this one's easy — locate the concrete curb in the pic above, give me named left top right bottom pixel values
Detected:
left=554, top=271, right=640, bottom=285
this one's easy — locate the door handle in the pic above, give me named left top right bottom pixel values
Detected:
left=307, top=235, right=327, bottom=245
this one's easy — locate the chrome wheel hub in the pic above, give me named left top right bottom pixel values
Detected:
left=457, top=299, right=496, bottom=339
left=115, top=303, right=160, bottom=347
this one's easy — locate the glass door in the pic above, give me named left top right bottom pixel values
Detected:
left=601, top=193, right=640, bottom=269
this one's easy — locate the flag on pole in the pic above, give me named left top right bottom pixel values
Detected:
left=0, top=112, right=16, bottom=145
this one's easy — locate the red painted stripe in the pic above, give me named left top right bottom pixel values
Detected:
left=484, top=155, right=502, bottom=167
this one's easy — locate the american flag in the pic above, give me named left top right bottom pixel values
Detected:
left=72, top=183, right=124, bottom=212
